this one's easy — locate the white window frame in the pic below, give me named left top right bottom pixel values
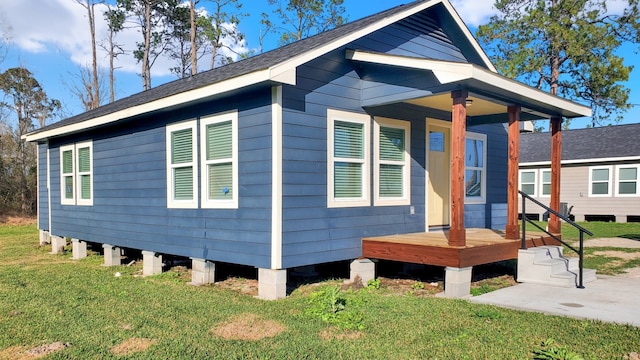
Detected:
left=615, top=164, right=640, bottom=197
left=327, top=109, right=370, bottom=208
left=200, top=111, right=238, bottom=209
left=60, top=144, right=76, bottom=205
left=166, top=120, right=198, bottom=209
left=588, top=165, right=613, bottom=197
left=518, top=169, right=537, bottom=197
left=539, top=169, right=552, bottom=198
left=75, top=141, right=93, bottom=206
left=464, top=131, right=487, bottom=204
left=374, top=117, right=410, bottom=206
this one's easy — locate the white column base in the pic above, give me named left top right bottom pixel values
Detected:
left=71, top=238, right=87, bottom=259
left=188, top=258, right=215, bottom=285
left=39, top=230, right=50, bottom=245
left=102, top=244, right=121, bottom=266
left=443, top=266, right=473, bottom=298
left=258, top=268, right=287, bottom=300
left=142, top=251, right=163, bottom=276
left=50, top=235, right=66, bottom=254
left=349, top=259, right=375, bottom=286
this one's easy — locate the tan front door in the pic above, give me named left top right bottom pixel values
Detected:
left=427, top=121, right=451, bottom=228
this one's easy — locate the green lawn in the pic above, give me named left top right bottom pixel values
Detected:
left=527, top=220, right=640, bottom=242
left=1, top=224, right=639, bottom=359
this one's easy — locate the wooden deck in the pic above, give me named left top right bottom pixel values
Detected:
left=362, top=229, right=560, bottom=268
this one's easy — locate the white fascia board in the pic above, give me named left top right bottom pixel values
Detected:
left=25, top=69, right=274, bottom=142
left=521, top=156, right=640, bottom=167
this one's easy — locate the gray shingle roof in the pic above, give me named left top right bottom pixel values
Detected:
left=520, top=123, right=640, bottom=163
left=31, top=0, right=431, bottom=136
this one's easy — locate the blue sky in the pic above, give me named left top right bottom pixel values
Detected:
left=0, top=0, right=638, bottom=129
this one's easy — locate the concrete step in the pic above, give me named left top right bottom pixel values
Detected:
left=518, top=246, right=597, bottom=288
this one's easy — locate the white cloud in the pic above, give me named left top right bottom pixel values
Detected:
left=450, top=0, right=498, bottom=27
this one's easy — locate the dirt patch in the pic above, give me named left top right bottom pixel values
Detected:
left=214, top=277, right=258, bottom=296
left=577, top=238, right=640, bottom=248
left=211, top=313, right=285, bottom=341
left=110, top=338, right=156, bottom=356
left=592, top=250, right=640, bottom=261
left=319, top=327, right=363, bottom=341
left=0, top=216, right=36, bottom=226
left=0, top=342, right=69, bottom=360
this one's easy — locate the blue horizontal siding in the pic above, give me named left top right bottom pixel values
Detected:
left=37, top=143, right=49, bottom=230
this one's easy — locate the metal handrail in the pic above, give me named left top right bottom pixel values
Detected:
left=519, top=190, right=594, bottom=288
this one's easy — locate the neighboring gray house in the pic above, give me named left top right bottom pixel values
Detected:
left=519, top=123, right=640, bottom=223
left=26, top=0, right=589, bottom=299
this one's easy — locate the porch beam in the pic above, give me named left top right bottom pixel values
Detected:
left=506, top=105, right=521, bottom=239
left=449, top=90, right=467, bottom=247
left=549, top=117, right=562, bottom=234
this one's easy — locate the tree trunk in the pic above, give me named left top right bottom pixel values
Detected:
left=190, top=0, right=197, bottom=76
left=88, top=0, right=100, bottom=108
left=143, top=0, right=152, bottom=90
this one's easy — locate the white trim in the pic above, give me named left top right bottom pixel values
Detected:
left=521, top=156, right=640, bottom=167
left=346, top=50, right=592, bottom=118
left=47, top=145, right=52, bottom=232
left=271, top=86, right=283, bottom=269
left=75, top=141, right=93, bottom=206
left=588, top=165, right=613, bottom=197
left=60, top=144, right=75, bottom=205
left=464, top=131, right=487, bottom=204
left=166, top=120, right=198, bottom=209
left=539, top=169, right=551, bottom=198
left=373, top=117, right=411, bottom=206
left=615, top=164, right=640, bottom=197
left=518, top=169, right=537, bottom=198
left=327, top=109, right=371, bottom=208
left=199, top=111, right=238, bottom=209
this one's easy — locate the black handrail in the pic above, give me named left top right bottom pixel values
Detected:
left=519, top=190, right=594, bottom=288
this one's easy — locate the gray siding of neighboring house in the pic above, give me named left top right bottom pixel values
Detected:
left=38, top=142, right=49, bottom=231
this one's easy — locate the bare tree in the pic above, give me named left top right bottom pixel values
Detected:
left=74, top=0, right=103, bottom=109
left=102, top=7, right=126, bottom=103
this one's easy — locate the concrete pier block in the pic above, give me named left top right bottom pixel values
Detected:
left=39, top=230, right=50, bottom=245
left=50, top=235, right=66, bottom=254
left=102, top=244, right=121, bottom=266
left=258, top=268, right=287, bottom=300
left=142, top=251, right=163, bottom=276
left=71, top=238, right=87, bottom=260
left=349, top=259, right=375, bottom=286
left=444, top=266, right=473, bottom=298
left=188, top=258, right=216, bottom=285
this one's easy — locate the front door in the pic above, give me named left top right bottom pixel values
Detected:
left=427, top=121, right=451, bottom=228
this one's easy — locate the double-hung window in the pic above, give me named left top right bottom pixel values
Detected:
left=327, top=109, right=370, bottom=208
left=616, top=165, right=640, bottom=196
left=60, top=141, right=93, bottom=206
left=519, top=169, right=537, bottom=196
left=464, top=132, right=487, bottom=204
left=166, top=121, right=198, bottom=208
left=589, top=166, right=612, bottom=197
left=200, top=111, right=238, bottom=208
left=540, top=169, right=551, bottom=197
left=374, top=117, right=410, bottom=205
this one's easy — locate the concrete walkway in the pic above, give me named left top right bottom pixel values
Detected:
left=471, top=276, right=640, bottom=327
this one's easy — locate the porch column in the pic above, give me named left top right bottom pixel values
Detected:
left=506, top=105, right=521, bottom=239
left=449, top=90, right=467, bottom=247
left=549, top=117, right=562, bottom=234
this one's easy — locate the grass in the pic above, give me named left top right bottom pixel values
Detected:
left=1, top=224, right=640, bottom=359
left=526, top=220, right=640, bottom=242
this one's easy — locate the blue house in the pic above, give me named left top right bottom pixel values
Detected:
left=26, top=0, right=590, bottom=299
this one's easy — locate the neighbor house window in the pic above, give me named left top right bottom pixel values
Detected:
left=589, top=166, right=612, bottom=197
left=540, top=169, right=551, bottom=197
left=374, top=117, right=410, bottom=206
left=166, top=120, right=198, bottom=208
left=464, top=132, right=487, bottom=204
left=327, top=109, right=370, bottom=208
left=616, top=165, right=640, bottom=196
left=200, top=111, right=238, bottom=208
left=60, top=141, right=93, bottom=206
left=519, top=170, right=536, bottom=197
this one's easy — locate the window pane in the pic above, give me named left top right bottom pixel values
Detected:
left=206, top=121, right=232, bottom=160
left=592, top=168, right=609, bottom=182
left=379, top=127, right=404, bottom=161
left=78, top=147, right=90, bottom=172
left=209, top=163, right=233, bottom=200
left=174, top=166, right=193, bottom=200
left=619, top=182, right=637, bottom=195
left=65, top=176, right=74, bottom=199
left=542, top=170, right=551, bottom=183
left=465, top=170, right=482, bottom=197
left=80, top=175, right=91, bottom=199
left=379, top=164, right=403, bottom=197
left=521, top=171, right=535, bottom=183
left=522, top=184, right=535, bottom=195
left=592, top=182, right=608, bottom=195
left=171, top=129, right=192, bottom=164
left=465, top=139, right=483, bottom=167
left=334, top=162, right=362, bottom=198
left=619, top=168, right=637, bottom=181
left=334, top=121, right=363, bottom=159
left=429, top=131, right=444, bottom=152
left=63, top=150, right=73, bottom=174
left=542, top=184, right=551, bottom=196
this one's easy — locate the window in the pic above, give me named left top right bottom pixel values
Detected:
left=464, top=132, right=487, bottom=203
left=200, top=111, right=238, bottom=208
left=166, top=121, right=198, bottom=208
left=589, top=166, right=612, bottom=197
left=327, top=109, right=370, bottom=208
left=60, top=141, right=93, bottom=206
left=616, top=165, right=640, bottom=196
left=374, top=117, right=410, bottom=205
left=519, top=170, right=536, bottom=196
left=540, top=169, right=551, bottom=197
